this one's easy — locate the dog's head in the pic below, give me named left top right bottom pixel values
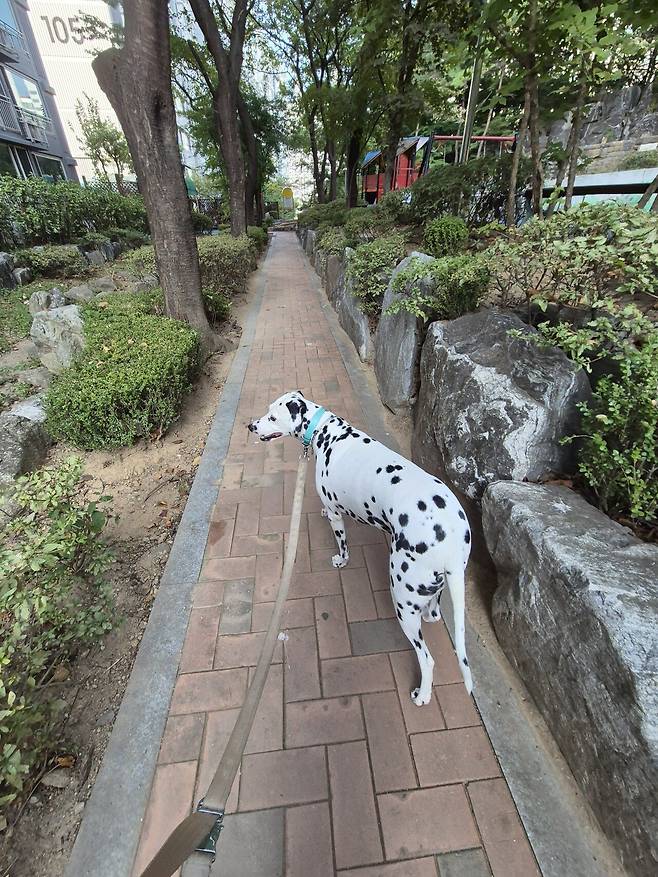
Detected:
left=248, top=391, right=310, bottom=441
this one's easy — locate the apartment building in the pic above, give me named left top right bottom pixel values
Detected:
left=0, top=0, right=76, bottom=180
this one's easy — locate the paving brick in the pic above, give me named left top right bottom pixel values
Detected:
left=201, top=555, right=256, bottom=581
left=322, top=653, right=394, bottom=697
left=218, top=579, right=254, bottom=635
left=315, top=594, right=351, bottom=659
left=284, top=626, right=321, bottom=702
left=290, top=569, right=342, bottom=599
left=286, top=801, right=334, bottom=877
left=467, top=779, right=525, bottom=844
left=158, top=713, right=205, bottom=765
left=363, top=543, right=390, bottom=590
left=436, top=683, right=481, bottom=729
left=389, top=651, right=446, bottom=734
left=350, top=619, right=410, bottom=655
left=362, top=691, right=416, bottom=792
left=436, top=849, right=491, bottom=877
left=132, top=761, right=196, bottom=876
left=411, top=728, right=500, bottom=787
left=214, top=631, right=282, bottom=669
left=341, top=567, right=378, bottom=622
left=254, top=552, right=283, bottom=602
left=170, top=668, right=247, bottom=714
left=232, top=532, right=283, bottom=556
left=210, top=809, right=284, bottom=876
left=242, top=472, right=284, bottom=488
left=307, top=511, right=336, bottom=549
left=424, top=623, right=463, bottom=686
left=260, top=484, right=284, bottom=516
left=347, top=520, right=387, bottom=546
left=374, top=589, right=396, bottom=619
left=234, top=502, right=260, bottom=536
left=239, top=746, right=327, bottom=811
left=286, top=696, right=364, bottom=747
left=192, top=578, right=225, bottom=609
left=179, top=606, right=222, bottom=673
left=484, top=839, right=540, bottom=877
left=328, top=741, right=383, bottom=869
left=221, top=462, right=244, bottom=490
left=339, top=860, right=438, bottom=877
left=378, top=786, right=479, bottom=859
left=251, top=598, right=315, bottom=632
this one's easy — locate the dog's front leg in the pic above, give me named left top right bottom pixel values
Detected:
left=325, top=508, right=349, bottom=569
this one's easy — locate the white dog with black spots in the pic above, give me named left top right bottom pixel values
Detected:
left=248, top=391, right=472, bottom=706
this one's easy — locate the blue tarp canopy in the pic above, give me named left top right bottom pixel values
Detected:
left=361, top=149, right=381, bottom=168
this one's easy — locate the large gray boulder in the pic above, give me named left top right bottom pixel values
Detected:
left=89, top=276, right=117, bottom=293
left=27, top=287, right=65, bottom=315
left=65, top=284, right=95, bottom=304
left=412, top=310, right=590, bottom=499
left=304, top=229, right=316, bottom=259
left=325, top=254, right=344, bottom=306
left=334, top=248, right=374, bottom=362
left=0, top=395, right=51, bottom=486
left=375, top=252, right=433, bottom=413
left=13, top=266, right=32, bottom=286
left=314, top=247, right=328, bottom=283
left=483, top=481, right=658, bottom=877
left=30, top=305, right=85, bottom=373
left=0, top=252, right=16, bottom=289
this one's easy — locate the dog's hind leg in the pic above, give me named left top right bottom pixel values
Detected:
left=445, top=566, right=472, bottom=694
left=398, top=608, right=435, bottom=706
left=326, top=509, right=349, bottom=569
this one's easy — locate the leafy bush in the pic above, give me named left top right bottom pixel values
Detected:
left=297, top=199, right=348, bottom=230
left=121, top=244, right=157, bottom=275
left=0, top=457, right=114, bottom=809
left=191, top=211, right=214, bottom=233
left=619, top=150, right=658, bottom=171
left=97, top=289, right=165, bottom=317
left=76, top=231, right=110, bottom=248
left=343, top=206, right=393, bottom=246
left=483, top=203, right=658, bottom=314
left=105, top=226, right=150, bottom=247
left=409, top=155, right=530, bottom=226
left=346, top=233, right=406, bottom=314
left=316, top=226, right=348, bottom=255
left=0, top=177, right=147, bottom=250
left=203, top=289, right=231, bottom=323
left=13, top=245, right=87, bottom=279
left=423, top=216, right=469, bottom=258
left=378, top=188, right=415, bottom=224
left=0, top=288, right=31, bottom=353
left=388, top=254, right=488, bottom=321
left=45, top=305, right=200, bottom=449
left=246, top=225, right=268, bottom=250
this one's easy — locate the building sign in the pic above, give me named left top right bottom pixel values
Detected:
left=282, top=186, right=294, bottom=210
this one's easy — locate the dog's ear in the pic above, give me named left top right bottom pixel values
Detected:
left=296, top=389, right=304, bottom=397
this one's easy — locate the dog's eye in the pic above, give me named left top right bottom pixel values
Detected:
left=268, top=415, right=276, bottom=422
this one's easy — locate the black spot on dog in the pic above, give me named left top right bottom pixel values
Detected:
left=463, top=657, right=469, bottom=667
left=363, top=437, right=371, bottom=443
left=396, top=574, right=401, bottom=582
left=376, top=467, right=382, bottom=474
left=458, top=510, right=466, bottom=520
left=413, top=639, right=421, bottom=650
left=434, top=524, right=446, bottom=542
left=391, top=476, right=401, bottom=485
left=433, top=494, right=446, bottom=509
left=415, top=541, right=428, bottom=554
left=417, top=584, right=439, bottom=596
left=405, top=584, right=414, bottom=592
left=406, top=600, right=412, bottom=606
left=464, top=530, right=471, bottom=544
left=386, top=465, right=395, bottom=473
left=401, top=561, right=408, bottom=573
left=396, top=609, right=402, bottom=620
left=413, top=604, right=420, bottom=611
left=417, top=500, right=426, bottom=511
left=418, top=630, right=423, bottom=640
left=371, top=496, right=376, bottom=503
left=398, top=513, right=408, bottom=527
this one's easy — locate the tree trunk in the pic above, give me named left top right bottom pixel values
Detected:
left=638, top=171, right=658, bottom=210
left=528, top=71, right=542, bottom=216
left=327, top=141, right=337, bottom=201
left=346, top=129, right=362, bottom=208
left=92, top=0, right=213, bottom=347
left=213, top=88, right=246, bottom=235
left=505, top=85, right=530, bottom=227
left=237, top=91, right=259, bottom=227
left=564, top=77, right=589, bottom=210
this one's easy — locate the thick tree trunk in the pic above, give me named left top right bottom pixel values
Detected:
left=92, top=0, right=213, bottom=346
left=346, top=129, right=362, bottom=208
left=238, top=93, right=258, bottom=227
left=213, top=88, right=246, bottom=236
left=505, top=86, right=530, bottom=227
left=327, top=141, right=337, bottom=201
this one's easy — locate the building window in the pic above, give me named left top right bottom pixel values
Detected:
left=5, top=69, right=47, bottom=119
left=0, top=1, right=18, bottom=31
left=34, top=153, right=64, bottom=180
left=13, top=145, right=35, bottom=176
left=0, top=141, right=17, bottom=175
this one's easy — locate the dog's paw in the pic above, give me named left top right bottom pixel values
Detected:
left=421, top=608, right=441, bottom=623
left=321, top=507, right=329, bottom=518
left=411, top=687, right=432, bottom=707
left=331, top=553, right=348, bottom=569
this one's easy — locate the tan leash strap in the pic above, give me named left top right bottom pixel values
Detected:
left=139, top=455, right=308, bottom=877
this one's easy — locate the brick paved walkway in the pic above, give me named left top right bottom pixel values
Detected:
left=132, top=233, right=541, bottom=877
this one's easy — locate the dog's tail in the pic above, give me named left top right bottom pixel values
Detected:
left=445, top=566, right=473, bottom=695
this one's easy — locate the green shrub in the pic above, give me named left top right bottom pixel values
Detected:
left=191, top=211, right=214, bottom=233
left=378, top=188, right=415, bottom=224
left=13, top=244, right=87, bottom=279
left=121, top=244, right=157, bottom=275
left=97, top=288, right=164, bottom=317
left=246, top=225, right=268, bottom=250
left=0, top=288, right=31, bottom=353
left=0, top=457, right=114, bottom=809
left=76, top=231, right=110, bottom=248
left=423, top=216, right=469, bottom=258
left=45, top=305, right=200, bottom=449
left=203, top=289, right=231, bottom=323
left=0, top=177, right=147, bottom=249
left=105, top=226, right=150, bottom=247
left=409, top=155, right=530, bottom=226
left=343, top=207, right=393, bottom=246
left=619, top=150, right=658, bottom=171
left=346, top=233, right=406, bottom=315
left=388, top=254, right=488, bottom=321
left=297, top=199, right=348, bottom=230
left=197, top=234, right=256, bottom=293
left=316, top=226, right=348, bottom=255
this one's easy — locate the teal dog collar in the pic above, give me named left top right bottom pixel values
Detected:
left=302, top=407, right=326, bottom=448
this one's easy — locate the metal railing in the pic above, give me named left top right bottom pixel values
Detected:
left=15, top=107, right=51, bottom=144
left=0, top=20, right=27, bottom=55
left=0, top=92, right=20, bottom=132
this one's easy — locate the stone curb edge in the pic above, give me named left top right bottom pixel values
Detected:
left=65, top=243, right=271, bottom=877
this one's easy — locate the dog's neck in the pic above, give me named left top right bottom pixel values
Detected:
left=297, top=401, right=329, bottom=448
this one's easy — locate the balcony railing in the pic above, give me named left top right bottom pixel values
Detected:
left=0, top=96, right=50, bottom=145
left=0, top=21, right=27, bottom=57
left=0, top=92, right=20, bottom=133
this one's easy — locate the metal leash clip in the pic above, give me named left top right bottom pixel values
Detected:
left=194, top=799, right=225, bottom=860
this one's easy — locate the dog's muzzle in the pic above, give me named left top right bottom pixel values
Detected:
left=247, top=422, right=282, bottom=441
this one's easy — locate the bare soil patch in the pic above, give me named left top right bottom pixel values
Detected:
left=1, top=287, right=252, bottom=877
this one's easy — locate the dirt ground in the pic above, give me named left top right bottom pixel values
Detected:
left=1, top=284, right=253, bottom=877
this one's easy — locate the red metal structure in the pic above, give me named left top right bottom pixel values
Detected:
left=361, top=134, right=515, bottom=204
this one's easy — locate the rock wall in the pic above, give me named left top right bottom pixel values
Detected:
left=483, top=481, right=658, bottom=877
left=0, top=396, right=51, bottom=487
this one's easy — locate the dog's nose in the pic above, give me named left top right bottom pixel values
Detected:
left=247, top=422, right=256, bottom=433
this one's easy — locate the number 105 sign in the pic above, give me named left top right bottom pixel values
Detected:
left=30, top=1, right=116, bottom=59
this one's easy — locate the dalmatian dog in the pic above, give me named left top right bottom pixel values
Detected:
left=248, top=391, right=472, bottom=705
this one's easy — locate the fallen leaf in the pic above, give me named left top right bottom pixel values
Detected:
left=191, top=456, right=202, bottom=467
left=55, top=755, right=75, bottom=768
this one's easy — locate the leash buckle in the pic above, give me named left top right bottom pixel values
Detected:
left=195, top=799, right=225, bottom=859
left=301, top=441, right=310, bottom=460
